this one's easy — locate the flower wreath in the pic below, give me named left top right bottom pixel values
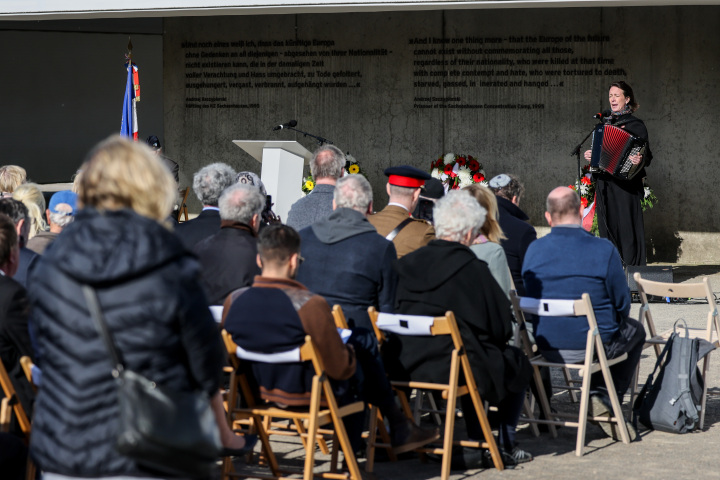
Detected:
left=430, top=153, right=487, bottom=192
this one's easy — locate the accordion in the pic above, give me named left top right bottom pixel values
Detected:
left=590, top=123, right=647, bottom=180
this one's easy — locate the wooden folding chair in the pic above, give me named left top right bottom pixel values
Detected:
left=19, top=356, right=38, bottom=394
left=367, top=307, right=504, bottom=479
left=0, top=358, right=36, bottom=480
left=633, top=272, right=720, bottom=429
left=510, top=292, right=632, bottom=456
left=329, top=305, right=397, bottom=464
left=177, top=186, right=190, bottom=222
left=222, top=331, right=364, bottom=480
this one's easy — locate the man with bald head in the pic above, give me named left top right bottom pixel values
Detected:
left=522, top=186, right=644, bottom=441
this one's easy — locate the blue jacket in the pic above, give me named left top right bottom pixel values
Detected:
left=296, top=208, right=397, bottom=331
left=521, top=225, right=631, bottom=350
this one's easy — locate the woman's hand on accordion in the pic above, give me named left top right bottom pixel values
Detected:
left=629, top=153, right=643, bottom=165
left=584, top=149, right=592, bottom=162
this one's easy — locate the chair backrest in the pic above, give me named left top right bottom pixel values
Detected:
left=634, top=273, right=719, bottom=343
left=0, top=358, right=31, bottom=435
left=368, top=307, right=455, bottom=345
left=510, top=292, right=604, bottom=362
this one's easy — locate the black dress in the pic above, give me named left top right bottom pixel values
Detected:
left=594, top=114, right=652, bottom=266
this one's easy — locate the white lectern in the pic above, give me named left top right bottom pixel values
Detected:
left=233, top=140, right=312, bottom=222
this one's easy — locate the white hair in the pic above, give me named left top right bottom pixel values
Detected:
left=433, top=190, right=487, bottom=242
left=334, top=174, right=372, bottom=213
left=218, top=183, right=265, bottom=224
left=192, top=163, right=237, bottom=206
left=48, top=211, right=74, bottom=228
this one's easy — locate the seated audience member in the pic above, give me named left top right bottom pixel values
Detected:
left=385, top=190, right=533, bottom=467
left=286, top=145, right=345, bottom=231
left=296, top=174, right=397, bottom=331
left=464, top=183, right=512, bottom=298
left=176, top=162, right=236, bottom=249
left=522, top=186, right=644, bottom=439
left=28, top=136, right=253, bottom=479
left=488, top=174, right=536, bottom=296
left=194, top=184, right=264, bottom=305
left=12, top=183, right=47, bottom=240
left=0, top=199, right=38, bottom=288
left=0, top=213, right=34, bottom=422
left=369, top=166, right=435, bottom=258
left=236, top=171, right=279, bottom=227
left=27, top=190, right=77, bottom=255
left=0, top=165, right=27, bottom=198
left=224, top=224, right=438, bottom=455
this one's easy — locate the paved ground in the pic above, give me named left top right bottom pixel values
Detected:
left=227, top=265, right=720, bottom=480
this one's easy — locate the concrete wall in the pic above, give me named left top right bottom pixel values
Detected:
left=0, top=19, right=164, bottom=183
left=164, top=6, right=720, bottom=262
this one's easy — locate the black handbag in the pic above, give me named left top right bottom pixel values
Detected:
left=82, top=285, right=222, bottom=478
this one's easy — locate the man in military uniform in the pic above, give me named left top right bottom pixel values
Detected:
left=369, top=166, right=435, bottom=258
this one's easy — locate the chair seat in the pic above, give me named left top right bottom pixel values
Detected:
left=530, top=352, right=628, bottom=376
left=238, top=401, right=364, bottom=428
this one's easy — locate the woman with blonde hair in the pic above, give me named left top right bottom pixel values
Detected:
left=28, top=135, right=254, bottom=479
left=12, top=182, right=48, bottom=238
left=0, top=165, right=27, bottom=197
left=464, top=183, right=513, bottom=297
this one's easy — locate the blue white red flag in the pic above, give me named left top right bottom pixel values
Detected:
left=120, top=62, right=140, bottom=140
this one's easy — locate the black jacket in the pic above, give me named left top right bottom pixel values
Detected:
left=193, top=221, right=260, bottom=305
left=0, top=275, right=34, bottom=418
left=175, top=208, right=221, bottom=250
left=496, top=196, right=537, bottom=296
left=28, top=208, right=224, bottom=478
left=386, top=240, right=531, bottom=404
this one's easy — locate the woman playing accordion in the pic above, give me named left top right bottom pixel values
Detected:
left=584, top=81, right=652, bottom=266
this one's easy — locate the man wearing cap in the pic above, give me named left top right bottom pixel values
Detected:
left=27, top=190, right=77, bottom=255
left=487, top=174, right=536, bottom=296
left=368, top=166, right=435, bottom=258
left=147, top=135, right=180, bottom=184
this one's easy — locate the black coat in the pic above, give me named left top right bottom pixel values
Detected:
left=175, top=208, right=221, bottom=250
left=386, top=240, right=531, bottom=404
left=193, top=222, right=260, bottom=305
left=0, top=275, right=34, bottom=418
left=496, top=196, right=536, bottom=296
left=595, top=113, right=652, bottom=266
left=28, top=208, right=224, bottom=478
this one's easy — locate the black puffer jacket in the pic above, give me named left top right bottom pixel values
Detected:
left=28, top=208, right=224, bottom=477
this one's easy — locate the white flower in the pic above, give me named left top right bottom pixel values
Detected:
left=444, top=153, right=455, bottom=163
left=480, top=180, right=489, bottom=187
left=431, top=168, right=443, bottom=180
left=644, top=186, right=652, bottom=198
left=458, top=176, right=473, bottom=188
left=580, top=184, right=589, bottom=195
left=457, top=166, right=472, bottom=183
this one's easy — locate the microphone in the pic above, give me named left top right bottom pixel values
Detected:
left=272, top=120, right=297, bottom=131
left=593, top=110, right=612, bottom=120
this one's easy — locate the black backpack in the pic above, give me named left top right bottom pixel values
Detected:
left=633, top=319, right=715, bottom=433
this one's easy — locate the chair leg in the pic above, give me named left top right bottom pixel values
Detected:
left=700, top=354, right=710, bottom=430
left=563, top=368, right=579, bottom=403
left=441, top=387, right=458, bottom=480
left=25, top=456, right=36, bottom=480
left=575, top=368, right=592, bottom=457
left=523, top=396, right=540, bottom=437
left=365, top=405, right=379, bottom=473
left=303, top=376, right=322, bottom=480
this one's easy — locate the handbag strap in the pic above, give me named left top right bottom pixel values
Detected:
left=82, top=285, right=125, bottom=376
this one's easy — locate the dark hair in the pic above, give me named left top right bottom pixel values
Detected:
left=490, top=174, right=525, bottom=203
left=0, top=199, right=28, bottom=247
left=0, top=213, right=18, bottom=267
left=257, top=224, right=300, bottom=265
left=610, top=81, right=639, bottom=113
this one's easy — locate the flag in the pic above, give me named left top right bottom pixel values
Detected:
left=582, top=193, right=596, bottom=231
left=120, top=62, right=140, bottom=140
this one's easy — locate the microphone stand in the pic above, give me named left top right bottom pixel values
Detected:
left=570, top=121, right=602, bottom=183
left=285, top=126, right=333, bottom=146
